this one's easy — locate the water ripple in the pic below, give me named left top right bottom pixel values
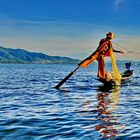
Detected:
left=0, top=63, right=140, bottom=139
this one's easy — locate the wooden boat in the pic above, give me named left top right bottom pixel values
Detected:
left=96, top=70, right=133, bottom=87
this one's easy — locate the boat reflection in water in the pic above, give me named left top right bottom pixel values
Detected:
left=95, top=86, right=125, bottom=139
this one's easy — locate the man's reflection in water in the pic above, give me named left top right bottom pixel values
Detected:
left=95, top=86, right=124, bottom=139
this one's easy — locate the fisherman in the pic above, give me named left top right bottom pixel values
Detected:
left=125, top=62, right=131, bottom=71
left=122, top=62, right=133, bottom=77
left=96, top=32, right=124, bottom=79
left=55, top=32, right=125, bottom=89
left=79, top=32, right=124, bottom=79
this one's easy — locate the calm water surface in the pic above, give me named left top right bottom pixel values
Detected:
left=0, top=62, right=140, bottom=140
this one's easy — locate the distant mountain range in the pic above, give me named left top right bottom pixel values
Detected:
left=0, top=46, right=80, bottom=64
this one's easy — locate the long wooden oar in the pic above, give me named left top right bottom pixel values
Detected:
left=54, top=66, right=80, bottom=89
left=55, top=50, right=100, bottom=89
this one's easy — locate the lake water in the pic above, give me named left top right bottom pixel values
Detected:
left=0, top=61, right=140, bottom=140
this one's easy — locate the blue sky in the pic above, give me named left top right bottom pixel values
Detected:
left=0, top=0, right=140, bottom=59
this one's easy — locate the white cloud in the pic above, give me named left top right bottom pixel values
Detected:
left=114, top=0, right=124, bottom=10
left=0, top=14, right=139, bottom=60
left=0, top=32, right=140, bottom=60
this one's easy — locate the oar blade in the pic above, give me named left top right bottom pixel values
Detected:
left=55, top=72, right=74, bottom=89
left=54, top=66, right=79, bottom=89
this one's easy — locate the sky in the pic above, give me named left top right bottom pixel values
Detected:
left=0, top=0, right=140, bottom=59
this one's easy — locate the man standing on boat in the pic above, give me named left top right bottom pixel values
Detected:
left=79, top=32, right=124, bottom=79
left=55, top=32, right=125, bottom=89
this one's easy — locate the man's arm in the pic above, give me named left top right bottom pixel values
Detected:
left=113, top=49, right=124, bottom=54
